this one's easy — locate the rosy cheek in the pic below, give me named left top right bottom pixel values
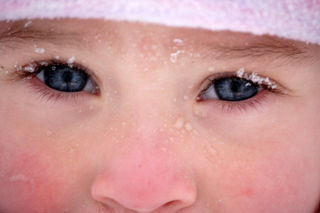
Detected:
left=218, top=151, right=318, bottom=212
left=0, top=147, right=68, bottom=212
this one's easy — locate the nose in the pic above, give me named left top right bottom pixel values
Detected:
left=90, top=140, right=197, bottom=212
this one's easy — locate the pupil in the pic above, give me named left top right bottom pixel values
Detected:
left=63, top=72, right=72, bottom=82
left=231, top=81, right=240, bottom=92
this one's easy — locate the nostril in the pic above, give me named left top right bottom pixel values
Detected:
left=160, top=200, right=191, bottom=212
left=163, top=200, right=183, bottom=208
left=163, top=201, right=176, bottom=207
left=95, top=198, right=125, bottom=212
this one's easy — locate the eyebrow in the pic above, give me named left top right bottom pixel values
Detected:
left=0, top=23, right=308, bottom=61
left=200, top=35, right=308, bottom=62
left=0, top=23, right=85, bottom=50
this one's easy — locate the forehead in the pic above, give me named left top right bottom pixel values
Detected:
left=0, top=19, right=313, bottom=62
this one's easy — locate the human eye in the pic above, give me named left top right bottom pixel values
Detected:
left=196, top=68, right=284, bottom=112
left=14, top=60, right=100, bottom=102
left=35, top=62, right=97, bottom=93
left=199, top=76, right=260, bottom=101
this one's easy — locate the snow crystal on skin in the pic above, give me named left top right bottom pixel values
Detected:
left=208, top=67, right=215, bottom=72
left=40, top=61, right=48, bottom=66
left=170, top=50, right=184, bottom=63
left=173, top=38, right=183, bottom=45
left=23, top=66, right=34, bottom=72
left=194, top=109, right=208, bottom=118
left=24, top=20, right=32, bottom=28
left=174, top=117, right=185, bottom=129
left=67, top=56, right=75, bottom=64
left=34, top=45, right=45, bottom=54
left=23, top=64, right=36, bottom=73
left=9, top=174, right=34, bottom=184
left=236, top=67, right=245, bottom=78
left=185, top=123, right=193, bottom=131
left=14, top=63, right=22, bottom=71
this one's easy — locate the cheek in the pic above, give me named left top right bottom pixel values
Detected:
left=214, top=145, right=319, bottom=212
left=0, top=139, right=69, bottom=212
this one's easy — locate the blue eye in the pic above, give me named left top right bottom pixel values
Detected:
left=36, top=63, right=97, bottom=93
left=200, top=77, right=260, bottom=101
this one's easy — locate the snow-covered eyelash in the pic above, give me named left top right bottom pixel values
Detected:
left=198, top=68, right=281, bottom=100
left=236, top=67, right=278, bottom=89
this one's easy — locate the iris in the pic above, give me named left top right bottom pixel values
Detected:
left=43, top=64, right=88, bottom=92
left=213, top=77, right=258, bottom=101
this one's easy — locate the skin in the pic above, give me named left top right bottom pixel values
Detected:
left=0, top=19, right=319, bottom=213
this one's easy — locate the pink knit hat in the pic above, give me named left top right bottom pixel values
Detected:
left=0, top=0, right=319, bottom=44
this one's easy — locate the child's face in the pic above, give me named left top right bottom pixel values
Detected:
left=0, top=19, right=319, bottom=213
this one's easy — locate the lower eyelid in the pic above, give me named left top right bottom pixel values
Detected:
left=22, top=75, right=93, bottom=104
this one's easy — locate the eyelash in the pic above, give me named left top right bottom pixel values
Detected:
left=216, top=90, right=270, bottom=113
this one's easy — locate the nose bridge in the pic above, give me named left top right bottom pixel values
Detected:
left=109, top=111, right=185, bottom=188
left=117, top=86, right=175, bottom=141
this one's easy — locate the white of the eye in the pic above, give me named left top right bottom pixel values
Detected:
left=36, top=70, right=97, bottom=93
left=83, top=78, right=97, bottom=93
left=36, top=69, right=45, bottom=81
left=201, top=84, right=218, bottom=100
